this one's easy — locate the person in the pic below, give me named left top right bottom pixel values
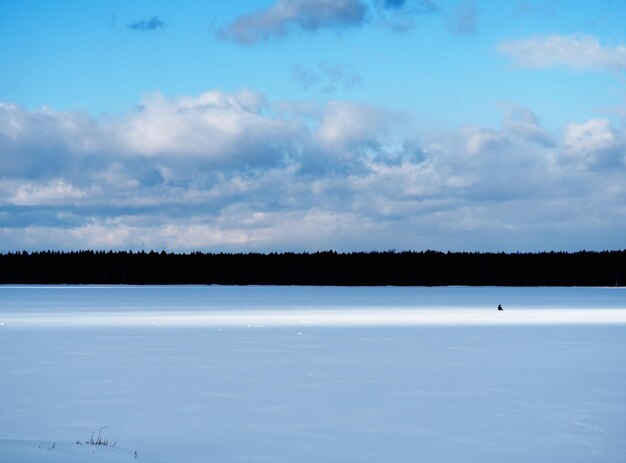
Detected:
left=498, top=304, right=503, bottom=311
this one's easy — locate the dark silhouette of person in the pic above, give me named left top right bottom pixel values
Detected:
left=498, top=304, right=503, bottom=311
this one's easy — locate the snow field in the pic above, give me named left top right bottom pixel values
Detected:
left=1, top=286, right=625, bottom=462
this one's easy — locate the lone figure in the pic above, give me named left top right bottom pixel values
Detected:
left=498, top=304, right=503, bottom=311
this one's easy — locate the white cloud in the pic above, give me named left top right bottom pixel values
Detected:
left=1, top=92, right=625, bottom=252
left=498, top=34, right=626, bottom=72
left=115, top=90, right=302, bottom=162
left=462, top=126, right=508, bottom=156
left=502, top=106, right=553, bottom=146
left=316, top=100, right=398, bottom=150
left=564, top=119, right=617, bottom=154
left=563, top=118, right=623, bottom=167
left=10, top=180, right=90, bottom=206
left=0, top=103, right=104, bottom=153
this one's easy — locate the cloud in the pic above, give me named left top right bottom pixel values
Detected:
left=513, top=0, right=559, bottom=17
left=291, top=62, right=364, bottom=93
left=1, top=93, right=625, bottom=252
left=502, top=106, right=554, bottom=146
left=316, top=100, right=396, bottom=149
left=113, top=90, right=304, bottom=165
left=498, top=34, right=626, bottom=72
left=381, top=0, right=438, bottom=13
left=563, top=119, right=624, bottom=168
left=127, top=16, right=164, bottom=31
left=318, top=63, right=364, bottom=92
left=384, top=0, right=408, bottom=8
left=218, top=0, right=368, bottom=45
left=218, top=0, right=441, bottom=41
left=376, top=0, right=439, bottom=32
left=448, top=0, right=477, bottom=36
left=462, top=126, right=509, bottom=156
left=291, top=65, right=320, bottom=91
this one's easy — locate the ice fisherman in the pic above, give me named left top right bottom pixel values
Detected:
left=498, top=304, right=503, bottom=311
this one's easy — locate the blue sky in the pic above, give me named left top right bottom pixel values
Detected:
left=1, top=0, right=625, bottom=252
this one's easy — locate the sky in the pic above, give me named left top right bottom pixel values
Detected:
left=0, top=0, right=625, bottom=253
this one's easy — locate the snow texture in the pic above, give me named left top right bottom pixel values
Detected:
left=1, top=286, right=625, bottom=463
left=0, top=440, right=157, bottom=463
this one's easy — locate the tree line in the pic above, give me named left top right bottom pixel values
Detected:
left=0, top=250, right=624, bottom=286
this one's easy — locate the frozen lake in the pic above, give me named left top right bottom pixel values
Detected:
left=1, top=286, right=626, bottom=462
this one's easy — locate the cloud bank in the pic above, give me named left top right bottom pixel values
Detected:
left=1, top=92, right=625, bottom=252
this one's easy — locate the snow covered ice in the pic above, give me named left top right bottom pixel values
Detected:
left=1, top=285, right=625, bottom=462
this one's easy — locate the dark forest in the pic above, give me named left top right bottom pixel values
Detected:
left=1, top=250, right=624, bottom=286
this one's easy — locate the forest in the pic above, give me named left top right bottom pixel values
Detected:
left=0, top=250, right=624, bottom=286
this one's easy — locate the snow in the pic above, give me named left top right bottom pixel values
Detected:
left=0, top=440, right=158, bottom=463
left=3, top=308, right=626, bottom=327
left=1, top=286, right=625, bottom=463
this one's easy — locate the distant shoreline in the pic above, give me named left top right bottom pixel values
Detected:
left=1, top=250, right=624, bottom=286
